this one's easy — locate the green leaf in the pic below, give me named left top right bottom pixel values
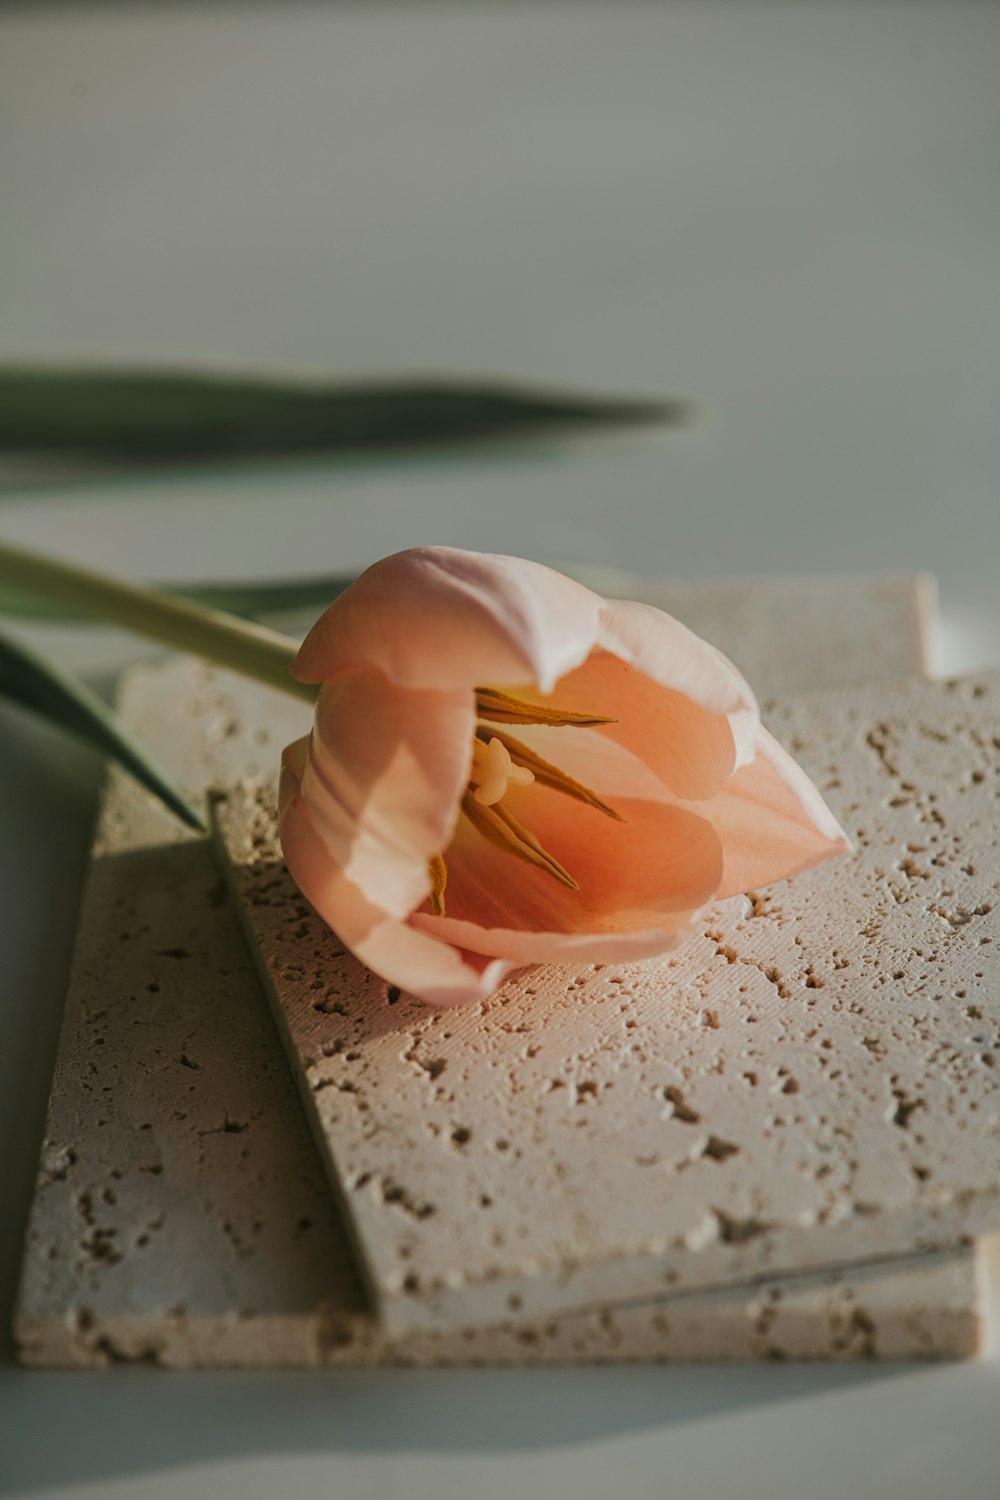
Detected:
left=0, top=630, right=205, bottom=831
left=0, top=367, right=685, bottom=461
left=0, top=573, right=356, bottom=624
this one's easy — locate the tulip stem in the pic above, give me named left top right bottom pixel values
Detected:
left=0, top=540, right=317, bottom=702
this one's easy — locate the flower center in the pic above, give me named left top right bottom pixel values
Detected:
left=425, top=686, right=623, bottom=918
left=470, top=735, right=535, bottom=806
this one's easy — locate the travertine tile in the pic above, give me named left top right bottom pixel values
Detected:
left=213, top=672, right=1000, bottom=1337
left=19, top=573, right=972, bottom=1366
left=613, top=573, right=936, bottom=694
left=12, top=835, right=979, bottom=1368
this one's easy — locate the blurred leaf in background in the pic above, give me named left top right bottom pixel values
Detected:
left=0, top=366, right=686, bottom=818
left=0, top=367, right=686, bottom=464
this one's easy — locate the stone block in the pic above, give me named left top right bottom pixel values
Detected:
left=212, top=671, right=1000, bottom=1336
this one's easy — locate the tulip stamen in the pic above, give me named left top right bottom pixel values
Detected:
left=460, top=688, right=623, bottom=891
left=460, top=791, right=579, bottom=891
left=427, top=853, right=448, bottom=917
left=475, top=686, right=616, bottom=728
left=474, top=724, right=624, bottom=822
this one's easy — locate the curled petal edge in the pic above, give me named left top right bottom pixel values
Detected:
left=291, top=547, right=603, bottom=695
left=280, top=786, right=513, bottom=1009
left=409, top=910, right=705, bottom=966
left=597, top=597, right=759, bottom=771
left=712, top=725, right=852, bottom=900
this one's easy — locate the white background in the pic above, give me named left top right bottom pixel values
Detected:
left=2, top=4, right=1000, bottom=1497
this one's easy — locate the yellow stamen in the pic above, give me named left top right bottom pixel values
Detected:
left=427, top=853, right=448, bottom=917
left=459, top=686, right=619, bottom=891
left=460, top=792, right=579, bottom=891
left=475, top=686, right=615, bottom=728
left=474, top=725, right=624, bottom=822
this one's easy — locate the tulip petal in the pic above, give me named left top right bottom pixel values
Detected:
left=424, top=783, right=723, bottom=945
left=536, top=649, right=739, bottom=802
left=410, top=913, right=697, bottom=966
left=598, top=598, right=758, bottom=732
left=495, top=600, right=758, bottom=803
left=292, top=547, right=603, bottom=695
left=293, top=668, right=475, bottom=921
left=710, top=725, right=851, bottom=899
left=587, top=598, right=759, bottom=793
left=500, top=723, right=674, bottom=804
left=280, top=785, right=513, bottom=1008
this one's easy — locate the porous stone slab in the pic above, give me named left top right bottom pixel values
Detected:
left=12, top=829, right=980, bottom=1367
left=213, top=672, right=1000, bottom=1338
left=18, top=573, right=968, bottom=1366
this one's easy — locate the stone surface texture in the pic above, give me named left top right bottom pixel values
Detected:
left=18, top=573, right=977, bottom=1366
left=214, top=672, right=1000, bottom=1337
left=609, top=573, right=935, bottom=695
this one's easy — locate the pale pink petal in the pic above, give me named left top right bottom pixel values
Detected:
left=598, top=598, right=759, bottom=769
left=410, top=912, right=698, bottom=965
left=490, top=600, right=758, bottom=802
left=281, top=789, right=512, bottom=1008
left=432, top=783, right=723, bottom=940
left=289, top=668, right=475, bottom=920
left=710, top=725, right=851, bottom=899
left=502, top=723, right=672, bottom=803
left=292, top=547, right=603, bottom=695
left=528, top=646, right=742, bottom=802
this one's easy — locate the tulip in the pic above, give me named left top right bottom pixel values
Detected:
left=279, top=547, right=848, bottom=1009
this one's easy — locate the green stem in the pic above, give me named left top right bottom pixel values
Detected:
left=0, top=540, right=317, bottom=702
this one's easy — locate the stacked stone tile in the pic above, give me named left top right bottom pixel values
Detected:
left=18, top=575, right=985, bottom=1366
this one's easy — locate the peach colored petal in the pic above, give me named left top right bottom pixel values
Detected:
left=533, top=647, right=741, bottom=802
left=598, top=598, right=759, bottom=770
left=291, top=668, right=475, bottom=921
left=489, top=600, right=759, bottom=803
left=434, top=784, right=724, bottom=938
left=281, top=787, right=512, bottom=1008
left=497, top=723, right=671, bottom=804
left=410, top=913, right=698, bottom=965
left=292, top=547, right=603, bottom=695
left=710, top=725, right=851, bottom=899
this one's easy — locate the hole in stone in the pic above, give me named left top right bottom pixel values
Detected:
left=701, top=1136, right=740, bottom=1162
left=662, top=1085, right=700, bottom=1124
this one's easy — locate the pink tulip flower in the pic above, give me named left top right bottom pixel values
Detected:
left=279, top=547, right=848, bottom=1009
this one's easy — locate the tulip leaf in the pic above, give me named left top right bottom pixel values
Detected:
left=0, top=630, right=204, bottom=831
left=0, top=368, right=685, bottom=462
left=0, top=573, right=356, bottom=625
